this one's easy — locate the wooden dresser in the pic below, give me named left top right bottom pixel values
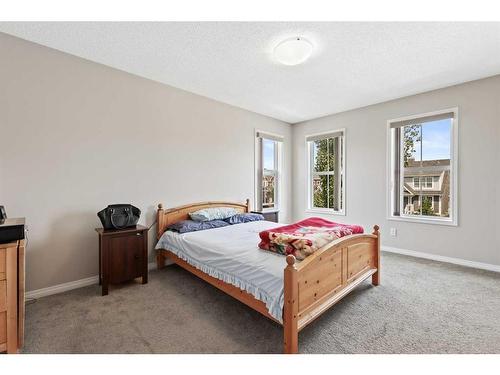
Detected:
left=0, top=239, right=25, bottom=353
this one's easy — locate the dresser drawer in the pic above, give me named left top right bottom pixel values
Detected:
left=0, top=280, right=6, bottom=312
left=0, top=249, right=5, bottom=280
left=0, top=311, right=6, bottom=344
left=0, top=240, right=23, bottom=353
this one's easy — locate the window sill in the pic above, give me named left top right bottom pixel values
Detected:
left=388, top=215, right=458, bottom=227
left=306, top=208, right=345, bottom=216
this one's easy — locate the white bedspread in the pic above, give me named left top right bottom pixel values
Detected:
left=155, top=221, right=287, bottom=322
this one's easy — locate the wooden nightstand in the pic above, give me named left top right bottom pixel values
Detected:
left=96, top=225, right=148, bottom=296
left=252, top=210, right=279, bottom=223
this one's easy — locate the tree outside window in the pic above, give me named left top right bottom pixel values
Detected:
left=308, top=132, right=344, bottom=213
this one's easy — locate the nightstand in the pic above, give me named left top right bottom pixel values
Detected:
left=96, top=225, right=148, bottom=296
left=252, top=210, right=279, bottom=223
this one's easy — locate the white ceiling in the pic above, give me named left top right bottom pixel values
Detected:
left=1, top=22, right=500, bottom=123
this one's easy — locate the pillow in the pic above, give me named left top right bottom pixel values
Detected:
left=224, top=213, right=265, bottom=225
left=167, top=219, right=229, bottom=234
left=189, top=207, right=239, bottom=222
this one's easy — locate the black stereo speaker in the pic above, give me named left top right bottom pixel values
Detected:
left=0, top=217, right=25, bottom=244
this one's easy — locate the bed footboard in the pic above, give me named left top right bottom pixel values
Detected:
left=283, top=225, right=380, bottom=354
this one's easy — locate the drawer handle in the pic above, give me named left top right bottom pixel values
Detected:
left=136, top=233, right=142, bottom=236
left=134, top=254, right=140, bottom=259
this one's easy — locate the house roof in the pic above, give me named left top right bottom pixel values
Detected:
left=405, top=159, right=450, bottom=177
left=407, top=159, right=450, bottom=167
left=403, top=183, right=416, bottom=195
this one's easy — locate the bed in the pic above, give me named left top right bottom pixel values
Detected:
left=155, top=200, right=380, bottom=354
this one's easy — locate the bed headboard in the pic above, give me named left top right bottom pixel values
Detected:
left=156, top=199, right=250, bottom=239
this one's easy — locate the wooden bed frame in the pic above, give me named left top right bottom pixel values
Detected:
left=155, top=200, right=380, bottom=354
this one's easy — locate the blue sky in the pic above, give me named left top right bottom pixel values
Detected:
left=411, top=119, right=451, bottom=161
left=263, top=138, right=275, bottom=170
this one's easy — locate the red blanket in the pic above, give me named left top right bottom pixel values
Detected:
left=259, top=217, right=363, bottom=260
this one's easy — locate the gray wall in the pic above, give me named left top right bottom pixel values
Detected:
left=292, top=75, right=500, bottom=266
left=2, top=31, right=499, bottom=293
left=0, top=33, right=292, bottom=291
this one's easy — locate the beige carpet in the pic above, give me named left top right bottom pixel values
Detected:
left=22, top=252, right=500, bottom=353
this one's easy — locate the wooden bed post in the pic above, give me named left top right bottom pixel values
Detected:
left=283, top=255, right=299, bottom=354
left=156, top=203, right=166, bottom=270
left=245, top=198, right=250, bottom=213
left=372, top=225, right=380, bottom=286
left=157, top=252, right=166, bottom=270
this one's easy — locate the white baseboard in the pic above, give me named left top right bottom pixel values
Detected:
left=26, top=275, right=100, bottom=300
left=382, top=246, right=500, bottom=273
left=26, top=262, right=157, bottom=300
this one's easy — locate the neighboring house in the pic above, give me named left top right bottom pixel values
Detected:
left=262, top=174, right=276, bottom=208
left=403, top=159, right=451, bottom=217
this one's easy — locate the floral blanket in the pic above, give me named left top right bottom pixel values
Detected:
left=258, top=217, right=363, bottom=260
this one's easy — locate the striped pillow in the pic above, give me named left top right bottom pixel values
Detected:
left=189, top=207, right=239, bottom=222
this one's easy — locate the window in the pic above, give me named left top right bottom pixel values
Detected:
left=413, top=176, right=433, bottom=189
left=306, top=130, right=345, bottom=214
left=255, top=131, right=283, bottom=211
left=388, top=109, right=457, bottom=225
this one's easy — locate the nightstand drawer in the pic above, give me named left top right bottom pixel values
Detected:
left=0, top=249, right=5, bottom=280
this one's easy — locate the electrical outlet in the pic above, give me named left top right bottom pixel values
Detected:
left=390, top=228, right=397, bottom=237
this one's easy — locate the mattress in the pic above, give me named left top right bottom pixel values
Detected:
left=155, top=220, right=287, bottom=322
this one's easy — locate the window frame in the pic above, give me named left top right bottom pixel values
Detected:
left=425, top=177, right=433, bottom=189
left=255, top=130, right=283, bottom=213
left=305, top=128, right=346, bottom=216
left=386, top=108, right=459, bottom=226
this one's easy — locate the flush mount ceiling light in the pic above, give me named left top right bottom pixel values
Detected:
left=273, top=37, right=313, bottom=66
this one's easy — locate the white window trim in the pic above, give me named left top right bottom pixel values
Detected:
left=305, top=128, right=346, bottom=216
left=254, top=129, right=283, bottom=213
left=386, top=107, right=459, bottom=226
